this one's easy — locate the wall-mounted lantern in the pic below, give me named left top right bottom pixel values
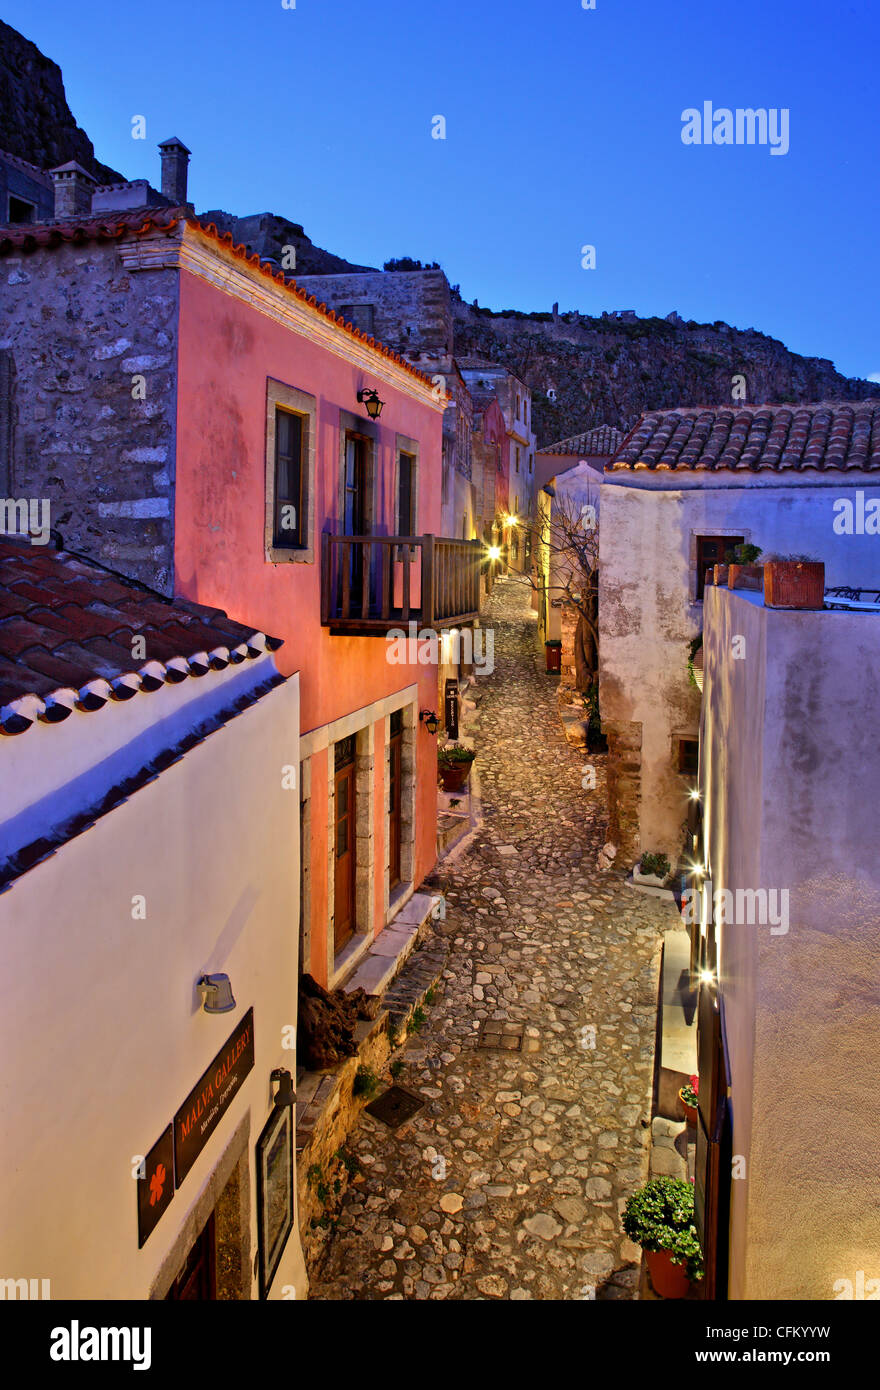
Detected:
left=197, top=973, right=236, bottom=1014
left=419, top=709, right=440, bottom=735
left=270, top=1068, right=296, bottom=1109
left=356, top=387, right=384, bottom=420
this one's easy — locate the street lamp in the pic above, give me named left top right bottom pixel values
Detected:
left=356, top=387, right=384, bottom=419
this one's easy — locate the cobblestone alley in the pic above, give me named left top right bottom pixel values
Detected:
left=310, top=575, right=680, bottom=1300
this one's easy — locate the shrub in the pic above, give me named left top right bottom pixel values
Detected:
left=724, top=542, right=762, bottom=565
left=353, top=1065, right=380, bottom=1099
left=640, top=852, right=671, bottom=880
left=622, top=1177, right=704, bottom=1282
left=438, top=744, right=476, bottom=767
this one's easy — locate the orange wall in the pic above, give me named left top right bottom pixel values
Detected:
left=173, top=263, right=443, bottom=981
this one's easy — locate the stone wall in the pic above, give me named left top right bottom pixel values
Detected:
left=0, top=238, right=179, bottom=592
left=295, top=269, right=453, bottom=363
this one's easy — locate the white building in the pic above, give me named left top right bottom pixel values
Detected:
left=0, top=537, right=307, bottom=1300
left=599, top=399, right=880, bottom=863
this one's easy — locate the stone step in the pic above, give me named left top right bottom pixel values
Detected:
left=341, top=892, right=442, bottom=998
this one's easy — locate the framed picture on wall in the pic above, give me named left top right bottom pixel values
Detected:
left=256, top=1104, right=295, bottom=1299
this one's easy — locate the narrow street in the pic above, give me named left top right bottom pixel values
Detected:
left=310, top=576, right=679, bottom=1300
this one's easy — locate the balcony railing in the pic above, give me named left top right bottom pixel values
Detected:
left=321, top=533, right=482, bottom=634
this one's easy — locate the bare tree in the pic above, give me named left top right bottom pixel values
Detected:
left=509, top=484, right=600, bottom=692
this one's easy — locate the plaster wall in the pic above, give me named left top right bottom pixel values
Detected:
left=701, top=587, right=880, bottom=1299
left=0, top=669, right=307, bottom=1299
left=599, top=475, right=880, bottom=860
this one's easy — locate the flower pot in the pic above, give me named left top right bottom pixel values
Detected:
left=438, top=760, right=474, bottom=793
left=713, top=564, right=729, bottom=586
left=678, top=1088, right=698, bottom=1126
left=764, top=560, right=825, bottom=610
left=646, top=1247, right=692, bottom=1300
left=728, top=563, right=763, bottom=592
left=633, top=866, right=666, bottom=888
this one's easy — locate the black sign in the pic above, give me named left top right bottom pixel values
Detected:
left=137, top=1125, right=175, bottom=1248
left=174, top=1009, right=254, bottom=1187
left=444, top=679, right=459, bottom=739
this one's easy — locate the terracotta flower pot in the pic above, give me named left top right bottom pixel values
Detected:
left=646, top=1247, right=692, bottom=1300
left=764, top=560, right=825, bottom=610
left=678, top=1088, right=698, bottom=1126
left=727, top=563, right=764, bottom=592
left=713, top=564, right=729, bottom=585
left=438, top=760, right=473, bottom=793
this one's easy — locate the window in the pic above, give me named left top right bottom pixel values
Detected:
left=8, top=196, right=36, bottom=224
left=695, top=535, right=743, bottom=601
left=273, top=408, right=304, bottom=548
left=397, top=451, right=415, bottom=535
left=515, top=446, right=520, bottom=474
left=678, top=739, right=699, bottom=776
left=528, top=453, right=533, bottom=473
left=265, top=379, right=316, bottom=564
left=339, top=304, right=375, bottom=335
left=516, top=396, right=521, bottom=419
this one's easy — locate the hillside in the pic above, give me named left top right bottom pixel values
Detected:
left=0, top=19, right=122, bottom=182
left=452, top=300, right=876, bottom=448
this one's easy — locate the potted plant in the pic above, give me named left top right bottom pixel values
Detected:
left=713, top=563, right=729, bottom=586
left=633, top=852, right=671, bottom=887
left=764, top=555, right=825, bottom=610
left=622, top=1177, right=704, bottom=1299
left=679, top=1073, right=699, bottom=1126
left=726, top=542, right=763, bottom=591
left=437, top=743, right=476, bottom=793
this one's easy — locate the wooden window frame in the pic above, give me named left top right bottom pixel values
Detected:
left=265, top=379, right=316, bottom=564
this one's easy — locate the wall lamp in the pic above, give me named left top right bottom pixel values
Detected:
left=270, top=1068, right=296, bottom=1109
left=197, top=973, right=236, bottom=1014
left=487, top=544, right=502, bottom=561
left=419, top=709, right=440, bottom=735
left=356, top=387, right=384, bottom=419
left=505, top=514, right=518, bottom=528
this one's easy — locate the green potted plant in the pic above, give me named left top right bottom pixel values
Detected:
left=622, top=1177, right=704, bottom=1298
left=764, top=555, right=825, bottom=609
left=726, top=543, right=763, bottom=591
left=633, top=852, right=671, bottom=887
left=437, top=743, right=476, bottom=793
left=678, top=1072, right=699, bottom=1126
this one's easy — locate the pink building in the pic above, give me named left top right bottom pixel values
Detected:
left=0, top=202, right=481, bottom=991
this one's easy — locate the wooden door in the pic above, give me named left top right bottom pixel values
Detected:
left=334, top=738, right=357, bottom=954
left=165, top=1213, right=216, bottom=1300
left=388, top=712, right=403, bottom=889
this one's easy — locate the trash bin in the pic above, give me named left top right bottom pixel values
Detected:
left=545, top=639, right=562, bottom=673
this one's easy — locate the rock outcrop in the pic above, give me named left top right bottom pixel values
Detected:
left=0, top=20, right=122, bottom=182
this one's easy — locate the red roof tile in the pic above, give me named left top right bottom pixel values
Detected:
left=607, top=401, right=880, bottom=473
left=0, top=537, right=280, bottom=736
left=0, top=205, right=437, bottom=393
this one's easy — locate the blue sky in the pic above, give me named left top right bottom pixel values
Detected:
left=9, top=0, right=879, bottom=380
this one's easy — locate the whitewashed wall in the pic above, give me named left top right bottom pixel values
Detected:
left=599, top=473, right=880, bottom=859
left=0, top=659, right=307, bottom=1300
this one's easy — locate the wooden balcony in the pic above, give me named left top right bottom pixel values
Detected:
left=321, top=533, right=482, bottom=635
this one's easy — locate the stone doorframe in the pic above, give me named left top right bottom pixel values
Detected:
left=383, top=698, right=417, bottom=923
left=149, top=1112, right=251, bottom=1300
left=299, top=685, right=418, bottom=991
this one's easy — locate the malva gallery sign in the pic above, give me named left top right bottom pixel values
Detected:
left=174, top=1008, right=255, bottom=1185
left=137, top=1010, right=255, bottom=1247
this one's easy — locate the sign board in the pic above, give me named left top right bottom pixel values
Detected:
left=444, top=679, right=459, bottom=739
left=137, top=1125, right=175, bottom=1248
left=174, top=1009, right=254, bottom=1187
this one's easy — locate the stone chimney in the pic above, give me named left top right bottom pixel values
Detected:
left=158, top=138, right=191, bottom=205
left=49, top=162, right=97, bottom=219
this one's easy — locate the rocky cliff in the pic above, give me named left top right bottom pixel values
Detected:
left=451, top=300, right=876, bottom=448
left=0, top=20, right=122, bottom=182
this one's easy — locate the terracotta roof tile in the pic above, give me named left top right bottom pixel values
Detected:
left=540, top=425, right=625, bottom=457
left=0, top=537, right=280, bottom=736
left=0, top=206, right=438, bottom=395
left=607, top=401, right=880, bottom=473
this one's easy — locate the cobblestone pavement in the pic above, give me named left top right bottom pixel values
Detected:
left=310, top=576, right=679, bottom=1301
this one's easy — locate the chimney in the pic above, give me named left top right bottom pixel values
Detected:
left=158, top=138, right=191, bottom=205
left=49, top=162, right=97, bottom=220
